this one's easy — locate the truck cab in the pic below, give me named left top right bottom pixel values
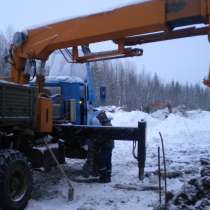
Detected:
left=32, top=76, right=88, bottom=125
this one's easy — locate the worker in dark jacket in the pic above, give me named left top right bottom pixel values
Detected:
left=96, top=111, right=114, bottom=183
left=82, top=105, right=100, bottom=178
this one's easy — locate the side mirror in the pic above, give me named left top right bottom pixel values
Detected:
left=100, top=86, right=106, bottom=102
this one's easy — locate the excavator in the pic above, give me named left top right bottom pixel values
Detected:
left=0, top=0, right=210, bottom=209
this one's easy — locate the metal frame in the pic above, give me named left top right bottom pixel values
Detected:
left=59, top=121, right=146, bottom=180
left=115, top=26, right=209, bottom=46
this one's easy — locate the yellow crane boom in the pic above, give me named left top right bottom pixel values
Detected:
left=8, top=0, right=210, bottom=132
left=10, top=0, right=210, bottom=84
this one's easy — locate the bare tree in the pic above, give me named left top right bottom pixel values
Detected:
left=91, top=59, right=210, bottom=111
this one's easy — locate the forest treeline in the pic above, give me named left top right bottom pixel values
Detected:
left=1, top=30, right=210, bottom=111
left=91, top=61, right=210, bottom=111
left=0, top=30, right=11, bottom=77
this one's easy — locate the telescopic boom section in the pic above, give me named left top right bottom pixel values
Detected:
left=10, top=0, right=210, bottom=84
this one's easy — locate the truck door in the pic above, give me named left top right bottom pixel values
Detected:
left=61, top=83, right=87, bottom=125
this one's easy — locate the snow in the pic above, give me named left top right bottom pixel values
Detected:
left=28, top=0, right=151, bottom=31
left=33, top=144, right=59, bottom=153
left=0, top=79, right=25, bottom=86
left=26, top=109, right=210, bottom=210
left=48, top=52, right=86, bottom=79
left=45, top=76, right=84, bottom=84
left=0, top=79, right=14, bottom=84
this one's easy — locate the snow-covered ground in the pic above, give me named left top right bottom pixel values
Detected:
left=26, top=109, right=210, bottom=210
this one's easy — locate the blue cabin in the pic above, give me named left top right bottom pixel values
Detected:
left=32, top=76, right=88, bottom=125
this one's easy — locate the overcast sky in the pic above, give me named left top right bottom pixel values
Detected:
left=1, top=0, right=210, bottom=85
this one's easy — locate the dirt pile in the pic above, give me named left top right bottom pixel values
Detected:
left=169, top=158, right=210, bottom=210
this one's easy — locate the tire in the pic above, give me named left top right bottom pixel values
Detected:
left=0, top=150, right=32, bottom=210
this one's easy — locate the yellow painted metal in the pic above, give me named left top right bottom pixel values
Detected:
left=23, top=0, right=165, bottom=59
left=37, top=96, right=53, bottom=133
left=7, top=0, right=210, bottom=131
left=11, top=0, right=210, bottom=83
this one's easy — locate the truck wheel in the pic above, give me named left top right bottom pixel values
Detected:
left=0, top=150, right=32, bottom=210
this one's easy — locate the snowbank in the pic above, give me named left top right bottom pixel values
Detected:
left=26, top=109, right=210, bottom=210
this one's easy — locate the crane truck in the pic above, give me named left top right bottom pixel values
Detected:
left=0, top=0, right=210, bottom=209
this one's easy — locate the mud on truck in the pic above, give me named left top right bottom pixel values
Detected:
left=0, top=0, right=210, bottom=209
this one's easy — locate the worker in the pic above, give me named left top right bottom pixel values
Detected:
left=82, top=104, right=100, bottom=178
left=96, top=111, right=114, bottom=183
left=82, top=138, right=99, bottom=178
